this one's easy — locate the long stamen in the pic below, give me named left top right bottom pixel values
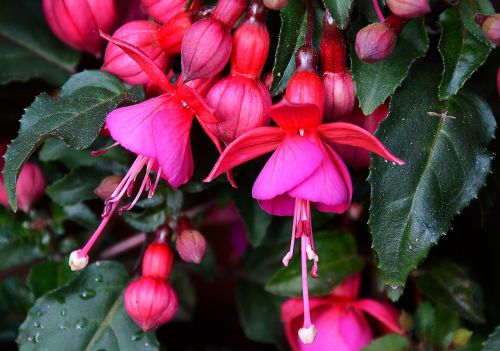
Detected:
left=282, top=199, right=300, bottom=266
left=298, top=233, right=317, bottom=344
left=90, top=142, right=119, bottom=156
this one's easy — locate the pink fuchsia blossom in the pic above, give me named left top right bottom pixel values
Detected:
left=206, top=46, right=404, bottom=345
left=43, top=0, right=117, bottom=57
left=282, top=274, right=403, bottom=351
left=69, top=32, right=228, bottom=271
left=102, top=20, right=170, bottom=86
left=334, top=103, right=389, bottom=170
left=141, top=0, right=186, bottom=24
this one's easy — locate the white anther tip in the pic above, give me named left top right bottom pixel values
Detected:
left=69, top=250, right=89, bottom=271
left=282, top=252, right=293, bottom=266
left=298, top=325, right=317, bottom=344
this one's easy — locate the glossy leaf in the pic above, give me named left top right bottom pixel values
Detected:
left=0, top=0, right=80, bottom=85
left=438, top=8, right=491, bottom=100
left=2, top=70, right=143, bottom=211
left=459, top=0, right=495, bottom=45
left=27, top=260, right=76, bottom=298
left=323, top=0, right=353, bottom=29
left=369, top=63, right=496, bottom=289
left=123, top=209, right=167, bottom=232
left=417, top=261, right=484, bottom=323
left=360, top=334, right=410, bottom=351
left=265, top=231, right=364, bottom=296
left=350, top=19, right=429, bottom=115
left=0, top=220, right=45, bottom=271
left=169, top=270, right=196, bottom=322
left=17, top=262, right=159, bottom=351
left=483, top=325, right=500, bottom=351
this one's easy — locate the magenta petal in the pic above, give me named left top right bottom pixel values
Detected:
left=252, top=134, right=323, bottom=201
left=352, top=299, right=403, bottom=334
left=106, top=95, right=178, bottom=158
left=330, top=273, right=361, bottom=300
left=258, top=194, right=296, bottom=216
left=288, top=143, right=352, bottom=214
left=152, top=109, right=194, bottom=188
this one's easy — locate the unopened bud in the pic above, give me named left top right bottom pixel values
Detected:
left=142, top=240, right=174, bottom=280
left=323, top=71, right=355, bottom=120
left=387, top=0, right=430, bottom=19
left=263, top=0, right=288, bottom=11
left=14, top=163, right=46, bottom=213
left=355, top=23, right=398, bottom=63
left=476, top=14, right=500, bottom=45
left=95, top=175, right=122, bottom=200
left=141, top=0, right=186, bottom=24
left=69, top=250, right=89, bottom=271
left=158, top=11, right=194, bottom=54
left=176, top=228, right=207, bottom=264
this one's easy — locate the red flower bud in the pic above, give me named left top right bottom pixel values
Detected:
left=355, top=23, right=397, bottom=63
left=94, top=175, right=122, bottom=200
left=206, top=76, right=271, bottom=144
left=141, top=0, right=186, bottom=24
left=334, top=103, right=389, bottom=169
left=213, top=0, right=247, bottom=27
left=0, top=163, right=46, bottom=212
left=181, top=18, right=232, bottom=82
left=230, top=0, right=270, bottom=78
left=386, top=0, right=430, bottom=19
left=102, top=20, right=169, bottom=86
left=142, top=241, right=174, bottom=280
left=323, top=71, right=356, bottom=120
left=176, top=229, right=207, bottom=264
left=43, top=0, right=117, bottom=56
left=124, top=277, right=178, bottom=332
left=320, top=11, right=346, bottom=74
left=263, top=0, right=288, bottom=11
left=476, top=14, right=500, bottom=46
left=158, top=11, right=194, bottom=54
left=285, top=47, right=325, bottom=115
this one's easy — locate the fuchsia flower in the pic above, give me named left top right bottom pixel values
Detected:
left=282, top=274, right=403, bottom=351
left=141, top=0, right=187, bottom=24
left=69, top=32, right=227, bottom=271
left=206, top=46, right=404, bottom=344
left=386, top=0, right=430, bottom=19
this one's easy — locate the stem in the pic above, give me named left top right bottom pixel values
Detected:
left=304, top=0, right=314, bottom=46
left=371, top=0, right=385, bottom=22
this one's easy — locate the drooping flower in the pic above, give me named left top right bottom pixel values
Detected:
left=205, top=46, right=404, bottom=344
left=282, top=274, right=403, bottom=351
left=43, top=0, right=117, bottom=57
left=69, top=33, right=227, bottom=271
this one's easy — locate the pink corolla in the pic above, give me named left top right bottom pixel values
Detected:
left=206, top=46, right=404, bottom=344
left=69, top=33, right=226, bottom=271
left=282, top=274, right=403, bottom=351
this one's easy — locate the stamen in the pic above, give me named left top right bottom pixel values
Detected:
left=282, top=200, right=300, bottom=266
left=299, top=233, right=316, bottom=344
left=149, top=168, right=162, bottom=198
left=90, top=142, right=119, bottom=156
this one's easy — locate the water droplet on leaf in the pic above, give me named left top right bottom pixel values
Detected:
left=131, top=331, right=144, bottom=341
left=80, top=288, right=96, bottom=300
left=75, top=318, right=89, bottom=330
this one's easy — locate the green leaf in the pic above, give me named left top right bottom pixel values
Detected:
left=270, top=1, right=323, bottom=95
left=417, top=261, right=484, bottom=323
left=3, top=70, right=143, bottom=211
left=0, top=0, right=80, bottom=85
left=17, top=262, right=159, bottom=351
left=265, top=231, right=364, bottom=296
left=350, top=19, right=429, bottom=115
left=369, top=62, right=496, bottom=289
left=360, top=334, right=410, bottom=351
left=27, top=260, right=77, bottom=298
left=62, top=203, right=99, bottom=229
left=236, top=281, right=284, bottom=344
left=459, top=0, right=495, bottom=45
left=483, top=325, right=500, bottom=351
left=123, top=209, right=166, bottom=232
left=438, top=8, right=491, bottom=100
left=169, top=270, right=196, bottom=322
left=323, top=0, right=353, bottom=29
left=46, top=167, right=106, bottom=206
left=232, top=188, right=272, bottom=247
left=0, top=224, right=45, bottom=271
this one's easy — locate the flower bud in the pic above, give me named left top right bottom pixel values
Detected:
left=158, top=11, right=194, bottom=54
left=320, top=11, right=346, bottom=74
left=213, top=0, right=247, bottom=27
left=285, top=46, right=325, bottom=114
left=355, top=23, right=398, bottom=63
left=263, top=0, right=288, bottom=11
left=476, top=14, right=500, bottom=45
left=323, top=71, right=356, bottom=120
left=206, top=76, right=271, bottom=144
left=181, top=18, right=232, bottom=82
left=102, top=20, right=169, bottom=86
left=43, top=0, right=117, bottom=56
left=142, top=241, right=174, bottom=280
left=176, top=229, right=207, bottom=264
left=95, top=175, right=122, bottom=200
left=334, top=103, right=389, bottom=169
left=14, top=163, right=46, bottom=213
left=125, top=277, right=178, bottom=331
left=141, top=0, right=186, bottom=24
left=386, top=0, right=430, bottom=19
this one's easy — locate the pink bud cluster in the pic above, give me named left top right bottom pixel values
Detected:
left=125, top=228, right=178, bottom=332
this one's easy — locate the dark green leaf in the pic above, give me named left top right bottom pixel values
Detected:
left=483, top=325, right=500, bottom=351
left=62, top=203, right=99, bottom=229
left=166, top=189, right=183, bottom=217
left=27, top=260, right=77, bottom=298
left=438, top=8, right=491, bottom=100
left=169, top=270, right=196, bottom=322
left=265, top=231, right=364, bottom=296
left=39, top=138, right=97, bottom=168
left=0, top=277, right=34, bottom=342
left=350, top=19, right=429, bottom=115
left=3, top=70, right=143, bottom=211
left=360, top=334, right=410, bottom=351
left=17, top=262, right=159, bottom=351
left=123, top=209, right=166, bottom=232
left=369, top=63, right=496, bottom=289
left=459, top=0, right=495, bottom=45
left=46, top=167, right=106, bottom=206
left=417, top=261, right=484, bottom=323
left=0, top=224, right=45, bottom=271
left=232, top=187, right=272, bottom=247
left=236, top=281, right=284, bottom=344
left=323, top=0, right=353, bottom=29
left=0, top=0, right=80, bottom=85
